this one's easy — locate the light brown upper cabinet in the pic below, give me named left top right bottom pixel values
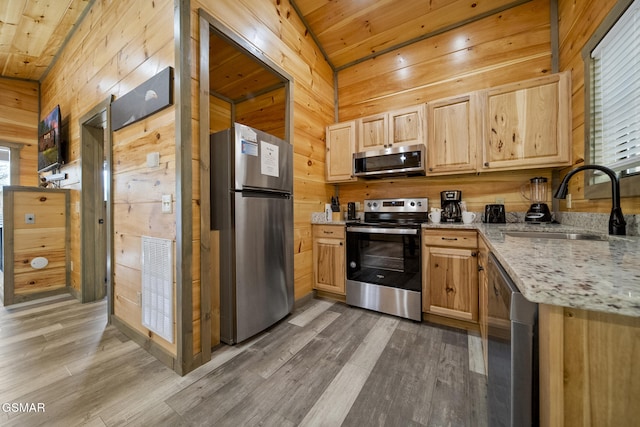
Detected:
left=326, top=121, right=357, bottom=182
left=357, top=104, right=425, bottom=152
left=426, top=93, right=481, bottom=175
left=481, top=72, right=571, bottom=171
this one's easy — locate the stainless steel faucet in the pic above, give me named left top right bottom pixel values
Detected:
left=554, top=165, right=626, bottom=235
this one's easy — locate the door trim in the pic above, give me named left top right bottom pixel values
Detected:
left=198, top=8, right=295, bottom=364
left=79, top=96, right=113, bottom=306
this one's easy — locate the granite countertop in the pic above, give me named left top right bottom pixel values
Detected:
left=476, top=223, right=640, bottom=317
left=311, top=213, right=640, bottom=317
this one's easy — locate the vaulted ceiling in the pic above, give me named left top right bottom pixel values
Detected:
left=0, top=0, right=529, bottom=85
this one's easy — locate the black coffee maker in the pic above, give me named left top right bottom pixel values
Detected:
left=441, top=190, right=462, bottom=222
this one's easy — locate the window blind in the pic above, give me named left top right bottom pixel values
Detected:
left=590, top=0, right=640, bottom=175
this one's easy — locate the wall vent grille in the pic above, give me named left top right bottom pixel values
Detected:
left=141, top=236, right=174, bottom=343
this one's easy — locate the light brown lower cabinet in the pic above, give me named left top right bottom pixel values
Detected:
left=422, top=229, right=478, bottom=322
left=539, top=304, right=640, bottom=427
left=312, top=224, right=346, bottom=296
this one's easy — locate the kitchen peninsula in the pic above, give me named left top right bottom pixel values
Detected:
left=475, top=223, right=640, bottom=427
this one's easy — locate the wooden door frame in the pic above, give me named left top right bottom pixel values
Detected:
left=197, top=8, right=294, bottom=363
left=79, top=96, right=113, bottom=306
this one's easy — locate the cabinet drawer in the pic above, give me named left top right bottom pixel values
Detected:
left=313, top=225, right=345, bottom=239
left=422, top=229, right=477, bottom=249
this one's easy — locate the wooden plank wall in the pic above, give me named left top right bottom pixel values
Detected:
left=557, top=0, right=640, bottom=214
left=39, top=0, right=177, bottom=356
left=2, top=187, right=68, bottom=304
left=235, top=87, right=287, bottom=140
left=193, top=0, right=336, bottom=307
left=0, top=78, right=39, bottom=186
left=336, top=0, right=555, bottom=213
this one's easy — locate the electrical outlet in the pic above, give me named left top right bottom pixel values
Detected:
left=566, top=193, right=572, bottom=209
left=70, top=261, right=74, bottom=271
left=147, top=152, right=160, bottom=168
left=495, top=198, right=505, bottom=205
left=25, top=213, right=35, bottom=224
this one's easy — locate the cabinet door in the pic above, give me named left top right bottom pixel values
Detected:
left=482, top=72, right=571, bottom=170
left=313, top=237, right=345, bottom=295
left=389, top=104, right=425, bottom=148
left=423, top=246, right=478, bottom=321
left=326, top=121, right=357, bottom=182
left=358, top=113, right=388, bottom=151
left=426, top=94, right=479, bottom=175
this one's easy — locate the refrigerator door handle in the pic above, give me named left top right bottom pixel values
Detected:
left=240, top=187, right=292, bottom=198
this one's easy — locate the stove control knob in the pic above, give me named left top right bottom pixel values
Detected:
left=410, top=201, right=416, bottom=207
left=350, top=261, right=357, bottom=269
left=372, top=202, right=378, bottom=208
left=367, top=202, right=372, bottom=208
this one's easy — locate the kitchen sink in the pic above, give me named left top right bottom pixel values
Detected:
left=504, top=231, right=608, bottom=241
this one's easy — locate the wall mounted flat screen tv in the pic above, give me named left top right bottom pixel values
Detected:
left=38, top=105, right=64, bottom=172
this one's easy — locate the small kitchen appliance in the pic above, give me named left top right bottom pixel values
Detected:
left=441, top=190, right=462, bottom=222
left=484, top=204, right=506, bottom=223
left=347, top=202, right=357, bottom=220
left=524, top=177, right=552, bottom=223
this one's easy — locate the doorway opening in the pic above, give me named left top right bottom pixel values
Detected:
left=198, top=9, right=294, bottom=359
left=79, top=98, right=113, bottom=305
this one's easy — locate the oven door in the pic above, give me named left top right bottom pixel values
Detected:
left=346, top=226, right=421, bottom=290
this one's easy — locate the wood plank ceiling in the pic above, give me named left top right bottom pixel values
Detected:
left=0, top=0, right=529, bottom=98
left=0, top=0, right=91, bottom=80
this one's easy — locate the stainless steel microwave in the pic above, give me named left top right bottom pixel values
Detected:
left=353, top=144, right=425, bottom=178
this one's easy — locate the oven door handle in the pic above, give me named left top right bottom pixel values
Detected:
left=347, top=226, right=419, bottom=235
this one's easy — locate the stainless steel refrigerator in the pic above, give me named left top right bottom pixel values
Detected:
left=211, top=123, right=294, bottom=344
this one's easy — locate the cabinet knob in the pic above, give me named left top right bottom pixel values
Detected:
left=471, top=251, right=477, bottom=257
left=484, top=162, right=489, bottom=167
left=339, top=242, right=343, bottom=246
left=478, top=265, right=484, bottom=271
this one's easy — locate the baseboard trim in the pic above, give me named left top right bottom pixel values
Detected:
left=110, top=315, right=178, bottom=373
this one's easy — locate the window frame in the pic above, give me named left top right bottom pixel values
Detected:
left=582, top=0, right=639, bottom=198
left=0, top=142, right=23, bottom=186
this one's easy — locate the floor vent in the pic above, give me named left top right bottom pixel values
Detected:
left=141, top=236, right=174, bottom=343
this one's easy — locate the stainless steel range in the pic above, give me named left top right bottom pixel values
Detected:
left=346, top=198, right=428, bottom=321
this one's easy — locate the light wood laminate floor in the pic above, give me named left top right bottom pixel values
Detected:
left=0, top=294, right=487, bottom=426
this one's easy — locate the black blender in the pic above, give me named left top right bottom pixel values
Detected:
left=441, top=190, right=462, bottom=222
left=524, top=177, right=552, bottom=222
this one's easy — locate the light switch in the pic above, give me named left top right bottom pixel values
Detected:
left=25, top=213, right=35, bottom=224
left=161, top=194, right=172, bottom=213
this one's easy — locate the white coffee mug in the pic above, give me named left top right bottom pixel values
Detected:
left=429, top=211, right=441, bottom=223
left=462, top=211, right=476, bottom=224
